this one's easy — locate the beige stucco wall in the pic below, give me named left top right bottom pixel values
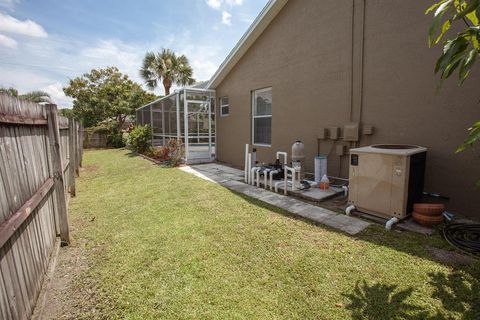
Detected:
left=214, top=0, right=480, bottom=218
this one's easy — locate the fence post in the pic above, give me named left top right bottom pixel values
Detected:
left=68, top=118, right=76, bottom=197
left=74, top=122, right=79, bottom=176
left=79, top=123, right=84, bottom=167
left=46, top=104, right=70, bottom=245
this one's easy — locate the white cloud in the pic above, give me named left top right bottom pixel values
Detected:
left=0, top=22, right=228, bottom=105
left=226, top=0, right=243, bottom=5
left=206, top=0, right=243, bottom=10
left=79, top=40, right=146, bottom=84
left=206, top=0, right=221, bottom=10
left=222, top=11, right=232, bottom=25
left=0, top=12, right=48, bottom=38
left=205, top=0, right=243, bottom=25
left=168, top=31, right=223, bottom=82
left=0, top=33, right=17, bottom=48
left=42, top=82, right=73, bottom=107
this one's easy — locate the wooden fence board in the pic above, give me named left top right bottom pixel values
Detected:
left=0, top=93, right=82, bottom=320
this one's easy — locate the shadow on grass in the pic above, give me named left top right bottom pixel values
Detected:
left=342, top=281, right=428, bottom=320
left=125, top=150, right=138, bottom=158
left=341, top=273, right=480, bottom=320
left=428, top=271, right=480, bottom=319
left=229, top=191, right=480, bottom=319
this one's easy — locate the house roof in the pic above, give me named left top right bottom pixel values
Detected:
left=206, top=0, right=288, bottom=89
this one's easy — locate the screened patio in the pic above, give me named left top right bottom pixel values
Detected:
left=136, top=88, right=215, bottom=163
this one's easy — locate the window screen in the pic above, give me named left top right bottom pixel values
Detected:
left=220, top=97, right=229, bottom=116
left=252, top=88, right=272, bottom=145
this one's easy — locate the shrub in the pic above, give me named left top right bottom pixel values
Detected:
left=142, top=139, right=185, bottom=167
left=83, top=121, right=125, bottom=148
left=106, top=122, right=125, bottom=148
left=125, top=125, right=152, bottom=153
left=165, top=139, right=184, bottom=167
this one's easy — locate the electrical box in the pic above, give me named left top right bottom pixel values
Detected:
left=329, top=127, right=339, bottom=140
left=348, top=144, right=427, bottom=219
left=318, top=128, right=327, bottom=140
left=336, top=144, right=346, bottom=156
left=343, top=123, right=359, bottom=141
left=362, top=125, right=374, bottom=135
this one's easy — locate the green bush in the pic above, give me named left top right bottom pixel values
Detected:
left=106, top=122, right=124, bottom=148
left=84, top=121, right=125, bottom=148
left=125, top=125, right=152, bottom=153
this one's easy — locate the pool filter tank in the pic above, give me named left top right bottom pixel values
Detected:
left=292, top=140, right=305, bottom=179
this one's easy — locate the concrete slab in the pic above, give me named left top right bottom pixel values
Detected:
left=398, top=219, right=434, bottom=236
left=273, top=182, right=344, bottom=202
left=294, top=187, right=344, bottom=201
left=179, top=163, right=371, bottom=235
left=296, top=206, right=334, bottom=222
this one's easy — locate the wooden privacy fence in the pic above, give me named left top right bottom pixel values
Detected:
left=0, top=93, right=83, bottom=320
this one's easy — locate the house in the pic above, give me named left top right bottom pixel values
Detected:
left=207, top=0, right=480, bottom=219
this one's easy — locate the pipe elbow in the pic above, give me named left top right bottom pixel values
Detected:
left=385, top=217, right=399, bottom=231
left=345, top=205, right=355, bottom=216
left=342, top=186, right=349, bottom=197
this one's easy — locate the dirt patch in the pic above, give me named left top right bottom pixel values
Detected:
left=83, top=165, right=99, bottom=173
left=427, top=246, right=477, bottom=267
left=32, top=233, right=105, bottom=319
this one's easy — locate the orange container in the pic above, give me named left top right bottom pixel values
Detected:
left=319, top=174, right=329, bottom=190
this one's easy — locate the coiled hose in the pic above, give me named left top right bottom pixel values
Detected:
left=443, top=223, right=480, bottom=257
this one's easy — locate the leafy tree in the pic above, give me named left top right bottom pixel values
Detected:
left=140, top=48, right=195, bottom=95
left=19, top=91, right=51, bottom=103
left=0, top=87, right=18, bottom=97
left=1, top=87, right=52, bottom=103
left=59, top=108, right=75, bottom=118
left=64, top=67, right=156, bottom=127
left=426, top=0, right=480, bottom=152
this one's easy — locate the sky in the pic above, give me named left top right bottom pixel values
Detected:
left=0, top=0, right=268, bottom=107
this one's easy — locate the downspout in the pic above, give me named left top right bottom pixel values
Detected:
left=349, top=0, right=366, bottom=148
left=349, top=0, right=355, bottom=123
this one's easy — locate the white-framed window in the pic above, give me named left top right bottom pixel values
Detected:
left=252, top=87, right=272, bottom=146
left=220, top=97, right=229, bottom=116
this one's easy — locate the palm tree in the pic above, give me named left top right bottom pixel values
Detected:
left=19, top=91, right=52, bottom=103
left=140, top=49, right=195, bottom=95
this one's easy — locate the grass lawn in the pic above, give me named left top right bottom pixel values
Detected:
left=65, top=149, right=479, bottom=319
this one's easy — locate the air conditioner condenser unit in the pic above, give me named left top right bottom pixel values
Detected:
left=347, top=144, right=427, bottom=220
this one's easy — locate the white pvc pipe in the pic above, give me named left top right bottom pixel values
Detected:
left=244, top=144, right=249, bottom=183
left=250, top=167, right=256, bottom=185
left=247, top=153, right=252, bottom=184
left=274, top=181, right=284, bottom=193
left=345, top=204, right=355, bottom=216
left=263, top=169, right=269, bottom=189
left=284, top=166, right=298, bottom=193
left=342, top=186, right=349, bottom=197
left=276, top=151, right=287, bottom=164
left=269, top=169, right=278, bottom=190
left=385, top=217, right=399, bottom=231
left=251, top=167, right=260, bottom=185
left=256, top=170, right=260, bottom=187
